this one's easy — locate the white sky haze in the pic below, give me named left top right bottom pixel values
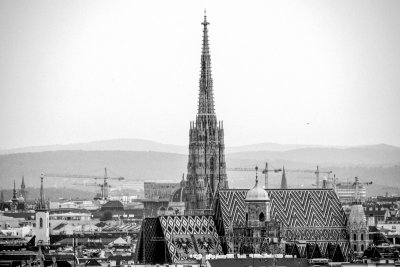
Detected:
left=0, top=0, right=399, bottom=149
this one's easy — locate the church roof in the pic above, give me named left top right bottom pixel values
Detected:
left=216, top=188, right=350, bottom=255
left=135, top=215, right=223, bottom=263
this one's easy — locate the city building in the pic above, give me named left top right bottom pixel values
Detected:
left=144, top=182, right=180, bottom=200
left=336, top=182, right=367, bottom=204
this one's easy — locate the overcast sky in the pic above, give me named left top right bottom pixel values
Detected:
left=0, top=0, right=399, bottom=149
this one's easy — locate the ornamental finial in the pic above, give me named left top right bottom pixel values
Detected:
left=255, top=166, right=259, bottom=184
left=202, top=9, right=209, bottom=26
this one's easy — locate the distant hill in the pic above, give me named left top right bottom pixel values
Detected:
left=227, top=144, right=400, bottom=166
left=0, top=138, right=370, bottom=155
left=0, top=150, right=188, bottom=189
left=0, top=187, right=93, bottom=202
left=0, top=139, right=187, bottom=155
left=0, top=149, right=399, bottom=197
left=225, top=143, right=325, bottom=153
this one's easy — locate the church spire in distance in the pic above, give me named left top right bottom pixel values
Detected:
left=198, top=10, right=215, bottom=115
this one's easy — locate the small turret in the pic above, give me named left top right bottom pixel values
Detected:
left=245, top=167, right=270, bottom=224
left=348, top=198, right=369, bottom=257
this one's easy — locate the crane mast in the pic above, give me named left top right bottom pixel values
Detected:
left=43, top=167, right=125, bottom=201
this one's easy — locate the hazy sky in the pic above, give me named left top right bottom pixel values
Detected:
left=1, top=0, right=399, bottom=149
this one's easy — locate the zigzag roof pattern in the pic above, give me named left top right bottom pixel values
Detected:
left=216, top=189, right=350, bottom=257
left=218, top=189, right=347, bottom=230
left=159, top=215, right=223, bottom=262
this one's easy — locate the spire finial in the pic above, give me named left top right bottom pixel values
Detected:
left=255, top=166, right=259, bottom=184
left=37, top=173, right=47, bottom=210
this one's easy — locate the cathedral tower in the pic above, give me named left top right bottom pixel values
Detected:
left=35, top=174, right=50, bottom=245
left=185, top=14, right=228, bottom=212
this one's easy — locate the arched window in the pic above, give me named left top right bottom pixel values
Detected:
left=361, top=233, right=364, bottom=241
left=353, top=233, right=357, bottom=241
left=361, top=244, right=364, bottom=251
left=354, top=244, right=357, bottom=252
left=39, top=218, right=43, bottom=228
left=259, top=212, right=265, bottom=222
left=210, top=157, right=215, bottom=171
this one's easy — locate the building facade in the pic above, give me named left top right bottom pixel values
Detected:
left=185, top=14, right=228, bottom=212
left=144, top=182, right=180, bottom=200
left=336, top=182, right=367, bottom=204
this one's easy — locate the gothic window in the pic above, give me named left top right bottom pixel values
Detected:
left=259, top=212, right=265, bottom=222
left=353, top=233, right=357, bottom=241
left=40, top=218, right=43, bottom=228
left=361, top=233, right=364, bottom=241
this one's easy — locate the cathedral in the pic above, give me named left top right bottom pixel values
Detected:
left=135, top=15, right=352, bottom=264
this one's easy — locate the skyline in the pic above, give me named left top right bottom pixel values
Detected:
left=1, top=0, right=400, bottom=150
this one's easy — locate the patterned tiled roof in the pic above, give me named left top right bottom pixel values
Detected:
left=217, top=189, right=350, bottom=257
left=159, top=216, right=223, bottom=262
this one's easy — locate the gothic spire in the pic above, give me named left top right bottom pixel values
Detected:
left=281, top=166, right=288, bottom=189
left=12, top=180, right=17, bottom=199
left=198, top=12, right=215, bottom=115
left=37, top=173, right=47, bottom=210
left=21, top=175, right=25, bottom=189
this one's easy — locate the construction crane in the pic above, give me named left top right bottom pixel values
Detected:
left=70, top=181, right=115, bottom=200
left=285, top=166, right=332, bottom=188
left=227, top=162, right=282, bottom=189
left=349, top=176, right=372, bottom=203
left=43, top=168, right=125, bottom=200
